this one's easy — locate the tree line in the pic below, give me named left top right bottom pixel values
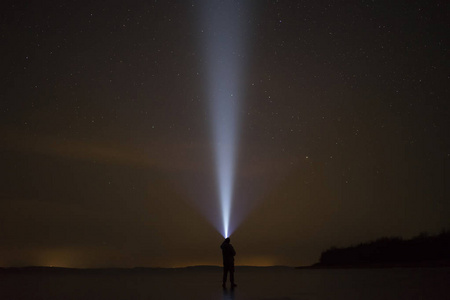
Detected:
left=319, top=230, right=450, bottom=266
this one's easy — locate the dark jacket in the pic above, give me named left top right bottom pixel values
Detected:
left=220, top=241, right=236, bottom=266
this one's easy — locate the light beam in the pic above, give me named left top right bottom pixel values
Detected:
left=200, top=1, right=248, bottom=237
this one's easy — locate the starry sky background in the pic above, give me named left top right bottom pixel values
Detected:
left=1, top=0, right=449, bottom=267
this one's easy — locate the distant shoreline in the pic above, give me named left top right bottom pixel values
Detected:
left=2, top=263, right=450, bottom=273
left=296, top=260, right=450, bottom=270
left=0, top=265, right=294, bottom=273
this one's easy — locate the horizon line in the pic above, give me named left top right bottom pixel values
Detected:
left=0, top=264, right=297, bottom=270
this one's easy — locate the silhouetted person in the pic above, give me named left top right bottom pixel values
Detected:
left=220, top=237, right=237, bottom=288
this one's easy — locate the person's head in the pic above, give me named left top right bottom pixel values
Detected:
left=224, top=237, right=230, bottom=244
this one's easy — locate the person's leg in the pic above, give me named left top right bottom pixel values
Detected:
left=230, top=265, right=236, bottom=286
left=222, top=266, right=228, bottom=286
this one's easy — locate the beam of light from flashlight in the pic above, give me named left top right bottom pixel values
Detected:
left=200, top=1, right=248, bottom=238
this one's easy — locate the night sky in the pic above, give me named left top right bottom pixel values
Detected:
left=1, top=0, right=449, bottom=268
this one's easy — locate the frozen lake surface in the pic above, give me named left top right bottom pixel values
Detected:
left=1, top=266, right=449, bottom=299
